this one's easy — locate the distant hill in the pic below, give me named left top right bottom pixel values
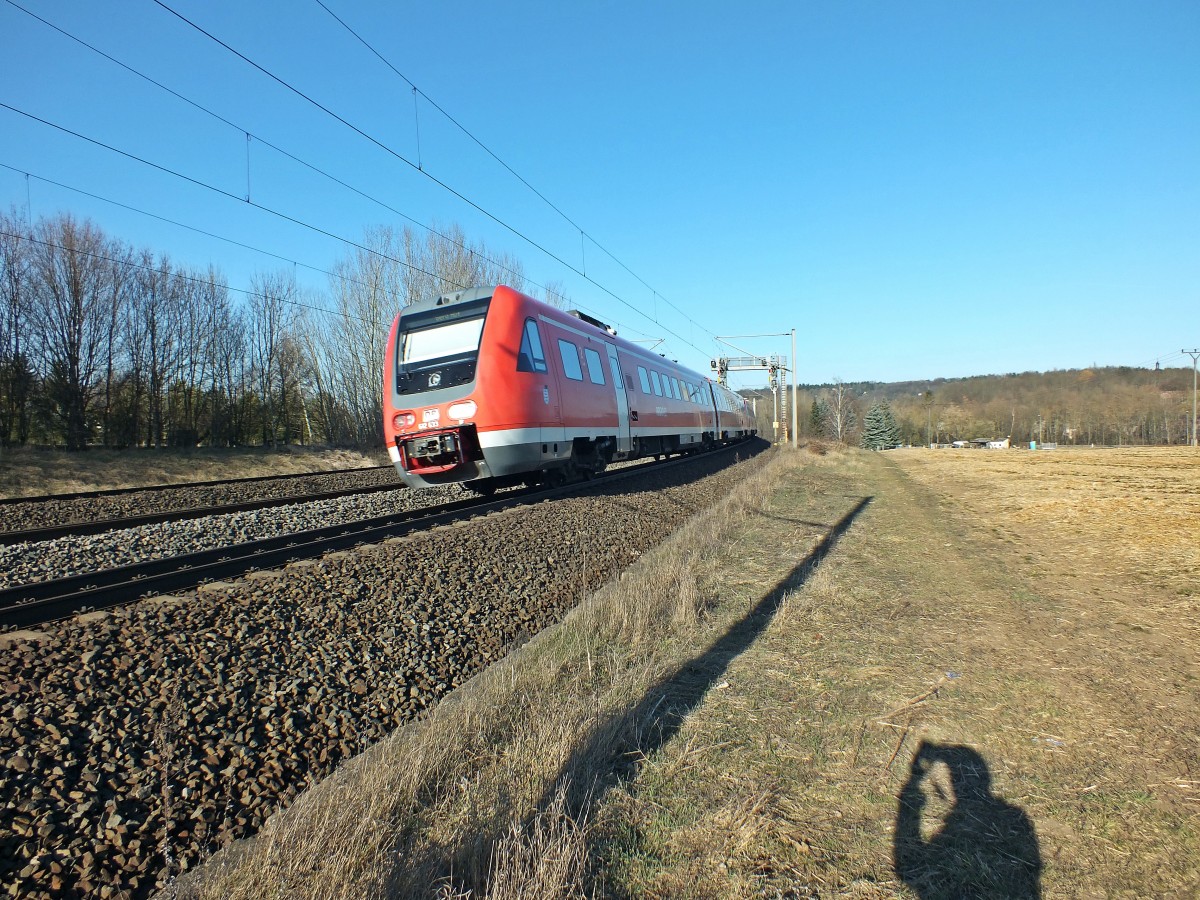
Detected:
left=742, top=366, right=1196, bottom=446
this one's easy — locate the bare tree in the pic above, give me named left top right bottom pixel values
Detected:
left=129, top=251, right=184, bottom=448
left=248, top=270, right=300, bottom=445
left=207, top=282, right=248, bottom=447
left=478, top=248, right=525, bottom=293
left=825, top=379, right=859, bottom=444
left=320, top=227, right=407, bottom=445
left=421, top=221, right=524, bottom=295
left=540, top=279, right=569, bottom=310
left=0, top=209, right=35, bottom=446
left=167, top=268, right=225, bottom=445
left=27, top=214, right=120, bottom=450
left=98, top=243, right=133, bottom=446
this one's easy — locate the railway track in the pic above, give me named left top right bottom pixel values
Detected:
left=0, top=480, right=402, bottom=546
left=0, top=439, right=769, bottom=900
left=0, top=449, right=732, bottom=630
left=0, top=463, right=395, bottom=505
left=0, top=465, right=399, bottom=544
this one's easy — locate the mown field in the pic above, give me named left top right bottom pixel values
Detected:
left=165, top=443, right=1199, bottom=898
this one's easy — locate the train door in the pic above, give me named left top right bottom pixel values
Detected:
left=605, top=344, right=632, bottom=453
left=706, top=382, right=720, bottom=436
left=538, top=320, right=565, bottom=448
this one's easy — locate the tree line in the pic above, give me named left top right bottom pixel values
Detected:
left=0, top=210, right=536, bottom=451
left=4, top=209, right=1192, bottom=453
left=769, top=367, right=1198, bottom=448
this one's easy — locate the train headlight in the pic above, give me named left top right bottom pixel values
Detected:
left=447, top=400, right=477, bottom=420
left=393, top=411, right=416, bottom=429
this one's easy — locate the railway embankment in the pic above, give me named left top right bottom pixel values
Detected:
left=1, top=444, right=768, bottom=899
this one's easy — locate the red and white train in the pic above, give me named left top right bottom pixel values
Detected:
left=383, top=285, right=756, bottom=490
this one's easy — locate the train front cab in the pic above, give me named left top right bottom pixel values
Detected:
left=386, top=286, right=616, bottom=488
left=384, top=287, right=495, bottom=487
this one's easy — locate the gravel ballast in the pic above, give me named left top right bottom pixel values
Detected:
left=0, top=445, right=767, bottom=899
left=0, top=484, right=461, bottom=592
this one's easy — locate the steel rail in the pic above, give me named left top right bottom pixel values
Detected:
left=0, top=482, right=404, bottom=546
left=0, top=464, right=394, bottom=506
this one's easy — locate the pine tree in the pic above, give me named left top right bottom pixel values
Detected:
left=810, top=398, right=830, bottom=437
left=861, top=399, right=901, bottom=450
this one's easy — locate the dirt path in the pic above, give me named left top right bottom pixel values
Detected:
left=590, top=448, right=1200, bottom=898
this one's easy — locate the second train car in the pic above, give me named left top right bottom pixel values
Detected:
left=383, top=285, right=755, bottom=490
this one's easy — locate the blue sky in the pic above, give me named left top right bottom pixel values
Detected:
left=2, top=0, right=1196, bottom=388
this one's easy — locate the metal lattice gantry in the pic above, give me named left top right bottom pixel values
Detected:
left=712, top=329, right=798, bottom=448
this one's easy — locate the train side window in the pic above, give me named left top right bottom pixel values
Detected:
left=517, top=319, right=547, bottom=373
left=669, top=377, right=681, bottom=400
left=637, top=366, right=651, bottom=393
left=557, top=339, right=584, bottom=381
left=583, top=347, right=605, bottom=385
left=650, top=371, right=663, bottom=396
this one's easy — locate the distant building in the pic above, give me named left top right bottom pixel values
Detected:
left=950, top=438, right=1011, bottom=449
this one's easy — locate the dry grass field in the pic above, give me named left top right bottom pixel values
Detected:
left=897, top=446, right=1200, bottom=616
left=54, top=444, right=1200, bottom=897
left=0, top=446, right=385, bottom=498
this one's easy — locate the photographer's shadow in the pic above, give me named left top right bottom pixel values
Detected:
left=894, top=741, right=1042, bottom=899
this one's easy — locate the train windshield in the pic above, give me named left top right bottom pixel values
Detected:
left=395, top=297, right=490, bottom=395
left=401, top=317, right=485, bottom=365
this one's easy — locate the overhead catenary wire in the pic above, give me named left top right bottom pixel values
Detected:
left=1, top=100, right=666, bottom=354
left=1132, top=349, right=1188, bottom=370
left=0, top=163, right=659, bottom=346
left=1, top=0, right=534, bottom=301
left=5, top=2, right=719, bottom=364
left=0, top=162, right=382, bottom=301
left=0, top=102, right=466, bottom=293
left=311, top=0, right=710, bottom=338
left=0, top=226, right=377, bottom=327
left=147, top=0, right=713, bottom=358
left=4, top=0, right=686, bottom=355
